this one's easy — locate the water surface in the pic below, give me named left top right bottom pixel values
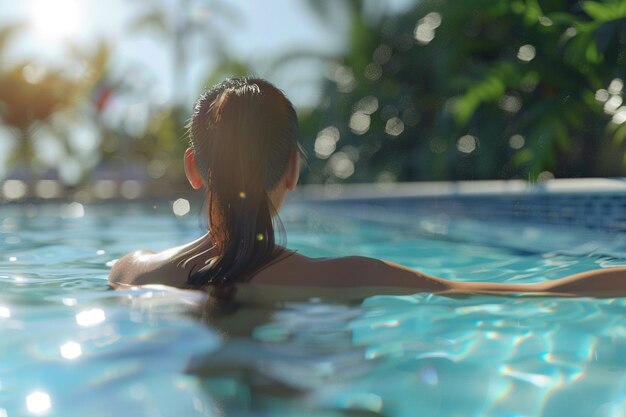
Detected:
left=0, top=201, right=624, bottom=417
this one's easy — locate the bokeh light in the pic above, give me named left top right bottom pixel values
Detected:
left=2, top=180, right=27, bottom=200
left=613, top=108, right=626, bottom=125
left=26, top=391, right=52, bottom=414
left=384, top=117, right=405, bottom=137
left=75, top=308, right=106, bottom=327
left=349, top=111, right=371, bottom=135
left=93, top=180, right=117, bottom=200
left=62, top=298, right=77, bottom=306
left=517, top=44, right=536, bottom=62
left=457, top=135, right=478, bottom=154
left=172, top=198, right=191, bottom=217
left=414, top=12, right=442, bottom=45
left=0, top=0, right=623, bottom=191
left=60, top=341, right=83, bottom=360
left=62, top=202, right=85, bottom=219
left=328, top=152, right=355, bottom=179
left=314, top=126, right=340, bottom=159
left=35, top=180, right=61, bottom=199
left=608, top=78, right=623, bottom=95
left=120, top=180, right=143, bottom=199
left=509, top=135, right=525, bottom=150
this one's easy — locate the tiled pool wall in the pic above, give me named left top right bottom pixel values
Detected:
left=294, top=178, right=626, bottom=233
left=1, top=177, right=625, bottom=232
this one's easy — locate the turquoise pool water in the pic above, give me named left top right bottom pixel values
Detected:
left=0, top=200, right=625, bottom=417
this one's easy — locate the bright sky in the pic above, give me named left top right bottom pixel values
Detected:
left=0, top=0, right=412, bottom=180
left=0, top=0, right=351, bottom=106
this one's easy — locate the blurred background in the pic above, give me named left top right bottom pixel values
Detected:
left=0, top=0, right=625, bottom=203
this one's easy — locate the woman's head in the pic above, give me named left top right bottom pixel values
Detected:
left=182, top=77, right=300, bottom=291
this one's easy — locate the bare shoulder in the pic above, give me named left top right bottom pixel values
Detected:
left=253, top=252, right=450, bottom=291
left=108, top=235, right=215, bottom=289
left=108, top=249, right=186, bottom=289
left=107, top=250, right=152, bottom=288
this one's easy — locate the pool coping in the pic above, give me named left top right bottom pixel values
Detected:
left=290, top=178, right=626, bottom=201
left=1, top=177, right=625, bottom=205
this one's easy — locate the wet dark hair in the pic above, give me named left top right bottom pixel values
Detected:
left=180, top=77, right=299, bottom=297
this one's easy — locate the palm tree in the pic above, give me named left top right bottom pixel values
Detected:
left=128, top=0, right=242, bottom=104
left=0, top=23, right=87, bottom=182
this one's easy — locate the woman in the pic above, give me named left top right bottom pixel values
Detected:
left=108, top=77, right=626, bottom=299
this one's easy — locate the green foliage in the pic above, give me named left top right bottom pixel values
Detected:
left=298, top=0, right=626, bottom=183
left=3, top=0, right=625, bottom=189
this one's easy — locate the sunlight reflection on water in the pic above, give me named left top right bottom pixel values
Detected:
left=0, top=202, right=624, bottom=416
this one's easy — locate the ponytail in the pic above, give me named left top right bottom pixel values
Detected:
left=181, top=77, right=297, bottom=299
left=186, top=181, right=277, bottom=295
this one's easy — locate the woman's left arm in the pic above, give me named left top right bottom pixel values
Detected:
left=440, top=267, right=626, bottom=297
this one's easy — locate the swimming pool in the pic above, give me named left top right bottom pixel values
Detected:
left=1, top=183, right=625, bottom=417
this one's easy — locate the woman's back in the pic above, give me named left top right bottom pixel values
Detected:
left=108, top=244, right=446, bottom=292
left=109, top=238, right=626, bottom=299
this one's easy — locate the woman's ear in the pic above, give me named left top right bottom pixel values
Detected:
left=285, top=150, right=300, bottom=191
left=184, top=147, right=204, bottom=190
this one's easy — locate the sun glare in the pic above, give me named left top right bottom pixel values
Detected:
left=30, top=0, right=81, bottom=40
